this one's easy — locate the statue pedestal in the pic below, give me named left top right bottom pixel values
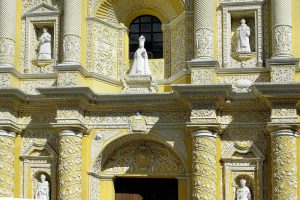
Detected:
left=231, top=52, right=256, bottom=62
left=31, top=59, right=54, bottom=72
left=122, top=75, right=158, bottom=93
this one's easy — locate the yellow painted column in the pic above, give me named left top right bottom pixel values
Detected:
left=192, top=130, right=217, bottom=200
left=270, top=128, right=298, bottom=200
left=58, top=130, right=83, bottom=200
left=0, top=130, right=16, bottom=197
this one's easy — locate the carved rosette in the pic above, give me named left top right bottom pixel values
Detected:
left=195, top=29, right=213, bottom=58
left=0, top=130, right=16, bottom=197
left=192, top=131, right=217, bottom=200
left=0, top=37, right=15, bottom=67
left=63, top=35, right=81, bottom=64
left=273, top=25, right=292, bottom=57
left=58, top=130, right=82, bottom=200
left=271, top=129, right=297, bottom=200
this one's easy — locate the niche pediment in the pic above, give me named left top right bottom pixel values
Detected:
left=24, top=3, right=60, bottom=17
left=222, top=141, right=265, bottom=161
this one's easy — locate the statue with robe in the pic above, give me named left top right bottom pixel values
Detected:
left=37, top=28, right=52, bottom=59
left=34, top=174, right=49, bottom=200
left=236, top=179, right=251, bottom=200
left=236, top=19, right=251, bottom=53
left=129, top=35, right=152, bottom=75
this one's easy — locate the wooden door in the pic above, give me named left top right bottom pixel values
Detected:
left=115, top=193, right=143, bottom=200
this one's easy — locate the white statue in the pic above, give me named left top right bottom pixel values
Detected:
left=236, top=19, right=251, bottom=53
left=236, top=179, right=251, bottom=200
left=37, top=28, right=52, bottom=59
left=34, top=174, right=49, bottom=200
left=129, top=35, right=151, bottom=75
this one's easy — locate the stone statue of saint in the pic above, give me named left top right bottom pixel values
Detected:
left=37, top=28, right=52, bottom=59
left=236, top=179, right=251, bottom=200
left=236, top=19, right=251, bottom=53
left=129, top=35, right=151, bottom=75
left=34, top=174, right=49, bottom=200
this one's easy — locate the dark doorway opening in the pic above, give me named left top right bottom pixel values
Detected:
left=115, top=177, right=178, bottom=200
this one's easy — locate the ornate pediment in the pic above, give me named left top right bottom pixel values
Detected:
left=21, top=141, right=57, bottom=159
left=24, top=3, right=60, bottom=17
left=222, top=141, right=265, bottom=161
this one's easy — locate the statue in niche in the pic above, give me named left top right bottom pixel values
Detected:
left=236, top=19, right=251, bottom=53
left=129, top=35, right=152, bottom=75
left=34, top=174, right=49, bottom=200
left=236, top=179, right=251, bottom=200
left=36, top=28, right=52, bottom=59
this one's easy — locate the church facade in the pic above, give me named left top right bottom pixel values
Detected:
left=0, top=0, right=300, bottom=199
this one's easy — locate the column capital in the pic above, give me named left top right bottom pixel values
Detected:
left=267, top=124, right=299, bottom=136
left=59, top=129, right=83, bottom=138
left=191, top=129, right=217, bottom=138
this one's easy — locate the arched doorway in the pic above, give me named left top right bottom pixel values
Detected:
left=89, top=134, right=189, bottom=200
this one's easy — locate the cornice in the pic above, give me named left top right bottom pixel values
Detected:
left=253, top=83, right=300, bottom=99
left=172, top=84, right=232, bottom=99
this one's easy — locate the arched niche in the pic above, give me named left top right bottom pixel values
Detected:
left=222, top=141, right=265, bottom=200
left=20, top=142, right=57, bottom=200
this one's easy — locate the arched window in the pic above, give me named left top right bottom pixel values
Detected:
left=129, top=15, right=163, bottom=59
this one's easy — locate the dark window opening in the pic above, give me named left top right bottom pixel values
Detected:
left=129, top=15, right=163, bottom=59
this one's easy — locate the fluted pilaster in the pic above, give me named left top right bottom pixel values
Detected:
left=194, top=0, right=214, bottom=59
left=270, top=128, right=298, bottom=200
left=272, top=0, right=292, bottom=57
left=63, top=0, right=81, bottom=64
left=58, top=130, right=82, bottom=200
left=0, top=0, right=16, bottom=67
left=192, top=130, right=217, bottom=200
left=0, top=130, right=16, bottom=197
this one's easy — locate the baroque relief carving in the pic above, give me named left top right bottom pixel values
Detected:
left=0, top=38, right=15, bottom=66
left=171, top=15, right=186, bottom=75
left=273, top=25, right=292, bottom=56
left=101, top=140, right=185, bottom=175
left=192, top=136, right=216, bottom=200
left=270, top=66, right=295, bottom=83
left=63, top=34, right=81, bottom=63
left=58, top=134, right=82, bottom=200
left=20, top=80, right=55, bottom=95
left=57, top=73, right=77, bottom=87
left=191, top=69, right=214, bottom=85
left=0, top=133, right=15, bottom=197
left=271, top=135, right=297, bottom=200
left=0, top=74, right=10, bottom=88
left=195, top=29, right=213, bottom=58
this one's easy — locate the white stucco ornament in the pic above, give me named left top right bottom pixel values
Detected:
left=236, top=19, right=251, bottom=53
left=37, top=28, right=52, bottom=60
left=34, top=174, right=49, bottom=200
left=236, top=78, right=253, bottom=89
left=129, top=35, right=152, bottom=75
left=236, top=179, right=251, bottom=200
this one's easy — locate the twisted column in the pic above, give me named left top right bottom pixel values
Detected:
left=0, top=130, right=16, bottom=197
left=272, top=0, right=293, bottom=57
left=0, top=0, right=16, bottom=67
left=270, top=128, right=297, bottom=200
left=194, top=0, right=214, bottom=59
left=63, top=0, right=82, bottom=64
left=58, top=130, right=82, bottom=200
left=192, top=130, right=217, bottom=200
